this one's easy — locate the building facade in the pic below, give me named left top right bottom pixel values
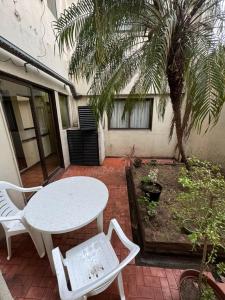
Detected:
left=0, top=0, right=225, bottom=211
left=0, top=0, right=75, bottom=207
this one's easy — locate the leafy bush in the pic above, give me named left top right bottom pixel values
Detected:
left=176, top=157, right=225, bottom=296
left=138, top=196, right=158, bottom=218
left=141, top=169, right=158, bottom=184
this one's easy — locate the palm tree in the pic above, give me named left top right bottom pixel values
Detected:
left=54, top=0, right=225, bottom=164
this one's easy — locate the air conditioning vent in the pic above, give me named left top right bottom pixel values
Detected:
left=78, top=106, right=97, bottom=130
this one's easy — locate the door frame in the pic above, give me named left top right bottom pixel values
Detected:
left=0, top=71, right=64, bottom=184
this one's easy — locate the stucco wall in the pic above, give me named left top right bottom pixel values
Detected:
left=74, top=93, right=225, bottom=164
left=105, top=96, right=177, bottom=157
left=74, top=96, right=177, bottom=158
left=186, top=105, right=225, bottom=168
left=0, top=0, right=72, bottom=205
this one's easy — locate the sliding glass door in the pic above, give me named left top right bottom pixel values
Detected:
left=33, top=88, right=60, bottom=176
left=0, top=76, right=62, bottom=188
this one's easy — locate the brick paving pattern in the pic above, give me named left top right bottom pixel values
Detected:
left=1, top=158, right=224, bottom=299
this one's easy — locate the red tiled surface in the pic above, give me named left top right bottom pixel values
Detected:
left=1, top=157, right=222, bottom=299
left=21, top=154, right=59, bottom=189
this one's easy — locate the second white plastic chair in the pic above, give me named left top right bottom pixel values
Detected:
left=0, top=181, right=45, bottom=260
left=52, top=218, right=140, bottom=300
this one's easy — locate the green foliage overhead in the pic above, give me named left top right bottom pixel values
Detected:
left=54, top=0, right=225, bottom=134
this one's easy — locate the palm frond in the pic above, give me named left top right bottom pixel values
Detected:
left=54, top=0, right=225, bottom=147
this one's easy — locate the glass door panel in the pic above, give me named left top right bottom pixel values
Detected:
left=33, top=88, right=60, bottom=176
left=0, top=79, right=44, bottom=187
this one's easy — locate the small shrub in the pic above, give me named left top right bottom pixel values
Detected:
left=133, top=157, right=142, bottom=168
left=138, top=196, right=158, bottom=218
left=141, top=169, right=158, bottom=184
left=148, top=159, right=157, bottom=166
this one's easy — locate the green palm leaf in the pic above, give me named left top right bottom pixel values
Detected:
left=54, top=0, right=225, bottom=163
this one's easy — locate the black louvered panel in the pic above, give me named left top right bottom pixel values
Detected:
left=78, top=106, right=97, bottom=130
left=67, top=130, right=83, bottom=164
left=67, top=130, right=100, bottom=165
left=82, top=131, right=99, bottom=166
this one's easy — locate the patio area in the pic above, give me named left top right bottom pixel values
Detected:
left=0, top=158, right=183, bottom=300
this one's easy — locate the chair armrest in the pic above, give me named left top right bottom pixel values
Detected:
left=0, top=181, right=42, bottom=193
left=52, top=248, right=72, bottom=300
left=0, top=216, right=22, bottom=222
left=56, top=221, right=140, bottom=300
left=18, top=186, right=43, bottom=193
left=107, top=219, right=139, bottom=251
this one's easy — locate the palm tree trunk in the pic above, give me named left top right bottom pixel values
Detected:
left=171, top=100, right=187, bottom=164
left=167, top=24, right=188, bottom=165
left=167, top=62, right=187, bottom=164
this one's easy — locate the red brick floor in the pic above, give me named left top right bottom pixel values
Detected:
left=0, top=158, right=207, bottom=299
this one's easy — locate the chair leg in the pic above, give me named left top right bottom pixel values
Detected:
left=117, top=272, right=126, bottom=300
left=6, top=235, right=11, bottom=260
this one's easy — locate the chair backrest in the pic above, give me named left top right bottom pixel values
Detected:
left=0, top=182, right=20, bottom=219
left=53, top=236, right=139, bottom=300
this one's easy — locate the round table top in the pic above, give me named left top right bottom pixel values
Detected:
left=24, top=177, right=109, bottom=234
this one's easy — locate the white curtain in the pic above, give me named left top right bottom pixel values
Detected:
left=130, top=101, right=150, bottom=128
left=110, top=101, right=129, bottom=128
left=110, top=100, right=151, bottom=129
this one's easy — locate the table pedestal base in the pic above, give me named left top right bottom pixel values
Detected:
left=42, top=233, right=55, bottom=274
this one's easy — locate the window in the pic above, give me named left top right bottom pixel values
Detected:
left=59, top=94, right=70, bottom=129
left=47, top=0, right=57, bottom=19
left=109, top=98, right=153, bottom=129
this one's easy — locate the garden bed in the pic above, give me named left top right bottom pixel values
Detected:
left=129, top=162, right=225, bottom=257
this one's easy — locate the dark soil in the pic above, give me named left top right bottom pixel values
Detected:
left=180, top=278, right=200, bottom=300
left=132, top=163, right=190, bottom=243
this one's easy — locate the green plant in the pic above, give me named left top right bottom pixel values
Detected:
left=147, top=201, right=158, bottom=217
left=201, top=285, right=216, bottom=300
left=176, top=157, right=225, bottom=297
left=217, top=262, right=225, bottom=277
left=148, top=159, right=157, bottom=166
left=133, top=157, right=142, bottom=168
left=54, top=1, right=225, bottom=165
left=148, top=169, right=158, bottom=184
left=138, top=196, right=158, bottom=217
left=141, top=169, right=158, bottom=184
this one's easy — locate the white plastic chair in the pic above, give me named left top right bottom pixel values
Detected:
left=0, top=181, right=45, bottom=260
left=52, top=218, right=140, bottom=300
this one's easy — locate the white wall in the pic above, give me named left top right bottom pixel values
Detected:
left=105, top=96, right=177, bottom=157
left=186, top=105, right=225, bottom=168
left=74, top=96, right=177, bottom=158
left=0, top=0, right=72, bottom=196
left=74, top=92, right=225, bottom=164
left=0, top=0, right=68, bottom=76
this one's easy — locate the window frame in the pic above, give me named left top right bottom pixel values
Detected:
left=58, top=93, right=71, bottom=130
left=0, top=70, right=65, bottom=180
left=108, top=98, right=153, bottom=130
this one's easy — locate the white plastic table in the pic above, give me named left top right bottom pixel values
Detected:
left=24, top=177, right=109, bottom=273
